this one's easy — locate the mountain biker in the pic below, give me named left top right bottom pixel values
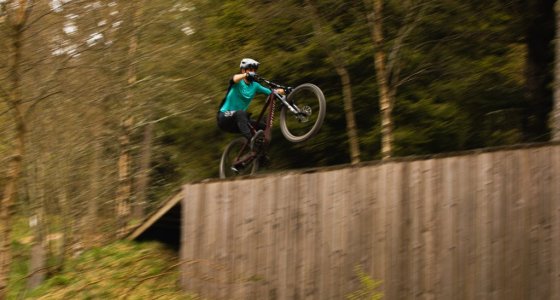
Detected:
left=217, top=58, right=284, bottom=151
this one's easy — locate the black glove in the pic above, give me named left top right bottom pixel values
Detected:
left=246, top=72, right=258, bottom=82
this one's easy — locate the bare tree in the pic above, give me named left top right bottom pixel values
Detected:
left=0, top=1, right=34, bottom=297
left=116, top=0, right=146, bottom=235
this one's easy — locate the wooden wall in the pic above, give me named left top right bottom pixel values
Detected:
left=180, top=144, right=560, bottom=300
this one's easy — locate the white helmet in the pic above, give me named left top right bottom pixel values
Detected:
left=240, top=58, right=259, bottom=70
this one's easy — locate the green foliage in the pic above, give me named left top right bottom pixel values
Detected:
left=347, top=265, right=383, bottom=300
left=25, top=241, right=196, bottom=300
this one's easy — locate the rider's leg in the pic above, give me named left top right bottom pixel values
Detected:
left=233, top=110, right=253, bottom=142
left=217, top=111, right=240, bottom=133
left=250, top=120, right=266, bottom=131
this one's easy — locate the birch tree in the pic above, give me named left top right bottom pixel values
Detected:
left=364, top=0, right=427, bottom=159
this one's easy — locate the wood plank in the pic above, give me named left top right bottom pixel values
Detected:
left=490, top=151, right=505, bottom=300
left=519, top=148, right=532, bottom=300
left=501, top=151, right=516, bottom=300
left=229, top=180, right=244, bottom=300
left=238, top=179, right=254, bottom=299
left=318, top=170, right=334, bottom=300
left=183, top=184, right=204, bottom=295
left=369, top=163, right=384, bottom=290
left=331, top=169, right=345, bottom=300
left=339, top=168, right=353, bottom=299
left=421, top=158, right=436, bottom=300
left=251, top=177, right=268, bottom=299
left=536, top=146, right=553, bottom=299
left=276, top=175, right=290, bottom=300
left=507, top=149, right=524, bottom=300
left=193, top=184, right=207, bottom=297
left=408, top=160, right=424, bottom=299
left=551, top=145, right=560, bottom=300
left=396, top=162, right=410, bottom=300
left=382, top=162, right=398, bottom=300
left=439, top=157, right=454, bottom=300
left=356, top=165, right=375, bottom=288
left=203, top=183, right=217, bottom=299
left=286, top=174, right=300, bottom=300
left=476, top=152, right=493, bottom=298
left=459, top=154, right=477, bottom=300
left=215, top=181, right=230, bottom=300
left=244, top=178, right=259, bottom=300
left=314, top=171, right=327, bottom=300
left=180, top=185, right=194, bottom=291
left=348, top=166, right=370, bottom=297
left=527, top=148, right=544, bottom=299
left=263, top=176, right=279, bottom=300
left=299, top=172, right=319, bottom=300
left=432, top=158, right=444, bottom=300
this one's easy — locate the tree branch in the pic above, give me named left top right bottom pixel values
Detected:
left=386, top=1, right=428, bottom=87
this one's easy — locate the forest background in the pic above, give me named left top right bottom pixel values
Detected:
left=0, top=0, right=559, bottom=298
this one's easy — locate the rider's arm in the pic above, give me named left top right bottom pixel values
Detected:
left=232, top=73, right=249, bottom=83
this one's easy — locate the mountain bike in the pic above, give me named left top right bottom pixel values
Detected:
left=219, top=77, right=326, bottom=179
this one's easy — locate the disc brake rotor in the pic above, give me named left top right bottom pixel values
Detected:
left=296, top=106, right=312, bottom=123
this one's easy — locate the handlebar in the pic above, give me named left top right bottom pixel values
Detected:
left=255, top=75, right=293, bottom=94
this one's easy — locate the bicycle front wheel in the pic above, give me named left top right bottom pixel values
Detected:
left=280, top=83, right=326, bottom=143
left=219, top=137, right=259, bottom=179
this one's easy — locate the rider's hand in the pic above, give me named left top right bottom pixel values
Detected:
left=246, top=72, right=258, bottom=81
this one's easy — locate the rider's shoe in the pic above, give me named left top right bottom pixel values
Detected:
left=231, top=162, right=244, bottom=173
left=250, top=130, right=265, bottom=152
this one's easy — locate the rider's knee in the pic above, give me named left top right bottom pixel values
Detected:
left=235, top=110, right=249, bottom=119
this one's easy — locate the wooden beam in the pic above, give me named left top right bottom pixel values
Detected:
left=126, top=190, right=183, bottom=240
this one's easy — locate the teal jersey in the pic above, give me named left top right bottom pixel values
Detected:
left=220, top=80, right=271, bottom=112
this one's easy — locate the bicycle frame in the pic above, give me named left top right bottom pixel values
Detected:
left=229, top=77, right=303, bottom=169
left=253, top=92, right=277, bottom=142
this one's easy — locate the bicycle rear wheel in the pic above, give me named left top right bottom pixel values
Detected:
left=280, top=83, right=326, bottom=143
left=219, top=137, right=259, bottom=179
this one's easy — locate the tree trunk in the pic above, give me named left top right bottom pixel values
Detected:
left=368, top=0, right=394, bottom=159
left=86, top=121, right=102, bottom=247
left=133, top=122, right=154, bottom=220
left=0, top=8, right=28, bottom=295
left=334, top=66, right=361, bottom=164
left=304, top=0, right=361, bottom=163
left=552, top=0, right=560, bottom=141
left=27, top=161, right=46, bottom=290
left=0, top=125, right=24, bottom=299
left=116, top=123, right=132, bottom=236
left=116, top=0, right=145, bottom=236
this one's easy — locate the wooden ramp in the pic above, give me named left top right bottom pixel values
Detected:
left=127, top=142, right=560, bottom=299
left=126, top=190, right=183, bottom=249
left=180, top=143, right=560, bottom=300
